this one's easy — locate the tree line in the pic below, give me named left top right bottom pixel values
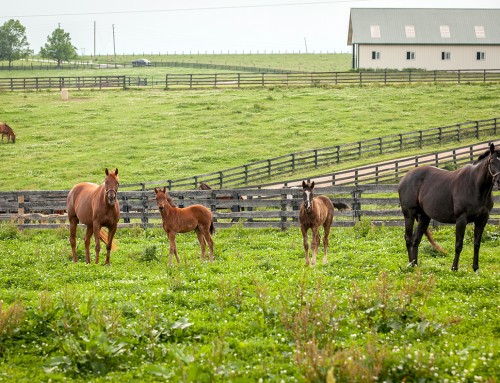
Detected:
left=0, top=19, right=77, bottom=66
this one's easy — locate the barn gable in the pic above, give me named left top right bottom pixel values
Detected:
left=348, top=8, right=500, bottom=70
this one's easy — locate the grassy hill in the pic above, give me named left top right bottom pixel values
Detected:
left=1, top=82, right=500, bottom=190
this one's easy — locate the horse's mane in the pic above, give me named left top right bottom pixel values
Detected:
left=475, top=150, right=490, bottom=164
left=166, top=194, right=177, bottom=207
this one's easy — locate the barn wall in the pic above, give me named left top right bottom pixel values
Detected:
left=357, top=45, right=500, bottom=70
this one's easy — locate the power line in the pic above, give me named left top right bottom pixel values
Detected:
left=1, top=0, right=376, bottom=19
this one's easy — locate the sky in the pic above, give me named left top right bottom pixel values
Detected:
left=1, top=0, right=499, bottom=56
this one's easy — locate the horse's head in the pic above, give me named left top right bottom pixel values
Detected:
left=154, top=187, right=170, bottom=212
left=302, top=180, right=315, bottom=212
left=199, top=182, right=212, bottom=191
left=487, top=143, right=500, bottom=190
left=104, top=168, right=119, bottom=205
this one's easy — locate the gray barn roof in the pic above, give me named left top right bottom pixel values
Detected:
left=348, top=8, right=500, bottom=45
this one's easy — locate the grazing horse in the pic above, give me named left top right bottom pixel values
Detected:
left=67, top=168, right=120, bottom=265
left=299, top=181, right=350, bottom=266
left=0, top=122, right=16, bottom=143
left=155, top=187, right=215, bottom=264
left=398, top=143, right=500, bottom=271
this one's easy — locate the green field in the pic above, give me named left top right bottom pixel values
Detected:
left=2, top=83, right=500, bottom=191
left=0, top=54, right=352, bottom=77
left=0, top=222, right=499, bottom=382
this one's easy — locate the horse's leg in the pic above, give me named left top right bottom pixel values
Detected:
left=69, top=217, right=79, bottom=262
left=451, top=216, right=468, bottom=271
left=195, top=228, right=206, bottom=261
left=204, top=227, right=214, bottom=262
left=92, top=224, right=102, bottom=264
left=167, top=231, right=180, bottom=264
left=472, top=218, right=487, bottom=272
left=322, top=219, right=332, bottom=265
left=84, top=225, right=94, bottom=264
left=105, top=225, right=117, bottom=266
left=301, top=226, right=310, bottom=266
left=411, top=215, right=430, bottom=267
left=403, top=214, right=415, bottom=265
left=311, top=226, right=320, bottom=266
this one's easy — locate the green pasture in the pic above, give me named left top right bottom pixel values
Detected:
left=2, top=82, right=500, bottom=191
left=0, top=54, right=352, bottom=77
left=0, top=222, right=499, bottom=382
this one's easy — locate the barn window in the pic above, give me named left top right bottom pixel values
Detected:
left=441, top=51, right=451, bottom=60
left=440, top=25, right=450, bottom=38
left=475, top=26, right=485, bottom=38
left=405, top=25, right=416, bottom=38
left=406, top=51, right=415, bottom=60
left=477, top=51, right=485, bottom=60
left=371, top=51, right=380, bottom=60
left=370, top=25, right=381, bottom=38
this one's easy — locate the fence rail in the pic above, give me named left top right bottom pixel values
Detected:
left=0, top=76, right=126, bottom=91
left=1, top=185, right=499, bottom=230
left=1, top=70, right=500, bottom=91
left=122, top=118, right=499, bottom=191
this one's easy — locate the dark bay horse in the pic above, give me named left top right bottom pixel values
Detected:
left=299, top=181, right=350, bottom=266
left=0, top=122, right=16, bottom=143
left=398, top=143, right=500, bottom=271
left=155, top=187, right=215, bottom=264
left=67, top=168, right=120, bottom=265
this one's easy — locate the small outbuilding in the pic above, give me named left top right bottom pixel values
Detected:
left=347, top=8, right=500, bottom=70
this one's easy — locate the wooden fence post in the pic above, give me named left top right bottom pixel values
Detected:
left=351, top=189, right=362, bottom=221
left=18, top=194, right=25, bottom=228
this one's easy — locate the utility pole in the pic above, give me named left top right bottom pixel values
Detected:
left=93, top=21, right=96, bottom=58
left=304, top=37, right=308, bottom=53
left=112, top=24, right=117, bottom=68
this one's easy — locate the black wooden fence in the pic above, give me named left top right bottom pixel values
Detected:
left=1, top=185, right=499, bottom=231
left=0, top=76, right=126, bottom=91
left=2, top=70, right=500, bottom=91
left=122, top=118, right=499, bottom=191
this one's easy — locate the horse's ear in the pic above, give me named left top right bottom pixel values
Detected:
left=302, top=180, right=307, bottom=188
left=163, top=187, right=167, bottom=193
left=311, top=181, right=315, bottom=189
left=105, top=168, right=109, bottom=176
left=115, top=168, right=118, bottom=175
left=154, top=187, right=158, bottom=194
left=490, top=143, right=495, bottom=154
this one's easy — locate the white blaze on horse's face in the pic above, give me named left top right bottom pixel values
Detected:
left=304, top=190, right=313, bottom=211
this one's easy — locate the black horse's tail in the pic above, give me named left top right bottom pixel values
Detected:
left=209, top=219, right=215, bottom=235
left=333, top=202, right=350, bottom=211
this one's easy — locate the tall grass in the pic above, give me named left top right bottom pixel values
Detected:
left=0, top=224, right=499, bottom=381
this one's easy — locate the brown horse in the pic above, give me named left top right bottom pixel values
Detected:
left=299, top=181, right=350, bottom=266
left=199, top=181, right=244, bottom=222
left=399, top=143, right=500, bottom=271
left=67, top=168, right=120, bottom=265
left=155, top=187, right=215, bottom=264
left=0, top=122, right=16, bottom=143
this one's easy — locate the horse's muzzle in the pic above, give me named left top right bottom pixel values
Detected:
left=106, top=190, right=117, bottom=205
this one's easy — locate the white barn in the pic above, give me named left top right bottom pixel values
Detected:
left=347, top=8, right=500, bottom=70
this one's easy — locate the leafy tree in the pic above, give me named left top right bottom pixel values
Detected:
left=0, top=19, right=32, bottom=66
left=39, top=27, right=77, bottom=66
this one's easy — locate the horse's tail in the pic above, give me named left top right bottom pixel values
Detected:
left=425, top=229, right=446, bottom=254
left=209, top=219, right=215, bottom=235
left=99, top=228, right=118, bottom=250
left=333, top=202, right=350, bottom=211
